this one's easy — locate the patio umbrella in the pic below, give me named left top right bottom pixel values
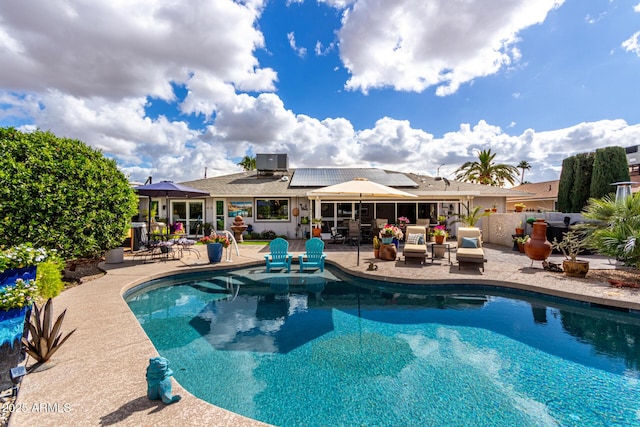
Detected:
left=133, top=181, right=210, bottom=235
left=308, top=178, right=417, bottom=265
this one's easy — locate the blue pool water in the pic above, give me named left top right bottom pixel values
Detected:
left=125, top=267, right=640, bottom=426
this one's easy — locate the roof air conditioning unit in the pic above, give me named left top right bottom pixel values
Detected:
left=256, top=154, right=289, bottom=174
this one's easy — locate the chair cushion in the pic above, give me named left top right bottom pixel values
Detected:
left=406, top=233, right=421, bottom=245
left=456, top=247, right=484, bottom=259
left=461, top=237, right=478, bottom=248
left=404, top=244, right=427, bottom=254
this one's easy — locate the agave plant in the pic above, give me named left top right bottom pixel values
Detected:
left=23, top=298, right=76, bottom=364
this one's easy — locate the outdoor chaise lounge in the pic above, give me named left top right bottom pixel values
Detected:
left=403, top=225, right=428, bottom=264
left=456, top=227, right=486, bottom=271
left=298, top=237, right=327, bottom=272
left=264, top=237, right=293, bottom=272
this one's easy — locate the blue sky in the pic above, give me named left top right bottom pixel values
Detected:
left=1, top=0, right=640, bottom=184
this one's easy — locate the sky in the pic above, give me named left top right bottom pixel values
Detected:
left=1, top=0, right=640, bottom=185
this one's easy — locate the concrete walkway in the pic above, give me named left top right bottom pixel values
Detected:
left=10, top=240, right=640, bottom=426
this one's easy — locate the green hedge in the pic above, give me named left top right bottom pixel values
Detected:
left=0, top=128, right=138, bottom=258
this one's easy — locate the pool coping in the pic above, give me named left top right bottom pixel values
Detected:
left=9, top=242, right=640, bottom=426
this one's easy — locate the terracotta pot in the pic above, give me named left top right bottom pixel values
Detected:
left=524, top=221, right=552, bottom=261
left=517, top=242, right=525, bottom=253
left=515, top=206, right=523, bottom=212
left=563, top=260, right=589, bottom=278
left=515, top=227, right=524, bottom=235
left=312, top=228, right=322, bottom=237
left=373, top=249, right=380, bottom=259
left=435, top=235, right=445, bottom=244
left=491, top=208, right=497, bottom=212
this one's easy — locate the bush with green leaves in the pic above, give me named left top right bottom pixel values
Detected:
left=580, top=192, right=640, bottom=268
left=0, top=128, right=138, bottom=258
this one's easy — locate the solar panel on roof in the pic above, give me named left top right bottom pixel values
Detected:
left=289, top=168, right=418, bottom=188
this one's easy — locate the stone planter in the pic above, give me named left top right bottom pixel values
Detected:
left=105, top=247, right=124, bottom=264
left=206, top=243, right=223, bottom=263
left=0, top=306, right=28, bottom=390
left=563, top=260, right=589, bottom=278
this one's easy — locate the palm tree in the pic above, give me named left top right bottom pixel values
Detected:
left=580, top=192, right=640, bottom=267
left=517, top=160, right=531, bottom=184
left=454, top=149, right=519, bottom=187
left=237, top=155, right=256, bottom=171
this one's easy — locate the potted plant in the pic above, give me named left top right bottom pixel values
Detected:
left=372, top=236, right=381, bottom=258
left=198, top=234, right=230, bottom=263
left=451, top=204, right=490, bottom=228
left=514, top=235, right=529, bottom=253
left=515, top=221, right=524, bottom=235
left=312, top=218, right=323, bottom=237
left=397, top=216, right=410, bottom=230
left=432, top=225, right=447, bottom=244
left=491, top=202, right=498, bottom=213
left=202, top=222, right=214, bottom=237
left=379, top=224, right=402, bottom=244
left=551, top=230, right=590, bottom=278
left=515, top=203, right=526, bottom=212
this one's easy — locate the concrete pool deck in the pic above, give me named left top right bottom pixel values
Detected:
left=9, top=240, right=640, bottom=426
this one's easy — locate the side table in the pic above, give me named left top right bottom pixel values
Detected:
left=428, top=242, right=452, bottom=265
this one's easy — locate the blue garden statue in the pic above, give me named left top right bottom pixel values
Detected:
left=146, top=356, right=181, bottom=404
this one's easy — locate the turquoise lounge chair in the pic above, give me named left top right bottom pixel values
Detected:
left=264, top=237, right=293, bottom=272
left=298, top=238, right=326, bottom=272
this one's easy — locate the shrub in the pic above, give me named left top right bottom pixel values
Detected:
left=260, top=230, right=277, bottom=240
left=0, top=128, right=138, bottom=258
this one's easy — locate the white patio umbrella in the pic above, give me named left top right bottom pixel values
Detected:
left=308, top=178, right=417, bottom=265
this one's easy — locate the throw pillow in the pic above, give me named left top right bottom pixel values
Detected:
left=461, top=237, right=478, bottom=248
left=418, top=235, right=424, bottom=245
left=406, top=233, right=421, bottom=245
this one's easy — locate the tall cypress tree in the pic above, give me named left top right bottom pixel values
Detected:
left=590, top=146, right=630, bottom=199
left=570, top=152, right=594, bottom=212
left=557, top=156, right=575, bottom=213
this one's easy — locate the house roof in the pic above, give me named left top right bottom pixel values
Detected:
left=507, top=180, right=558, bottom=202
left=181, top=168, right=528, bottom=199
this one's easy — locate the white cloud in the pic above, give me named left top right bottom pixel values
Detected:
left=0, top=0, right=274, bottom=100
left=635, top=3, right=640, bottom=13
left=1, top=0, right=638, bottom=187
left=622, top=31, right=640, bottom=56
left=337, top=0, right=564, bottom=95
left=287, top=32, right=308, bottom=58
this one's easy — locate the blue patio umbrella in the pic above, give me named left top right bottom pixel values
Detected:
left=133, top=181, right=209, bottom=235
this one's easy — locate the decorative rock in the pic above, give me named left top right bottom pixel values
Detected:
left=146, top=356, right=181, bottom=405
left=379, top=244, right=397, bottom=261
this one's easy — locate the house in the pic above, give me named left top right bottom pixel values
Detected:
left=138, top=157, right=528, bottom=239
left=506, top=180, right=558, bottom=212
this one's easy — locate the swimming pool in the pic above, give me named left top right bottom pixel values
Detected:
left=125, top=266, right=640, bottom=426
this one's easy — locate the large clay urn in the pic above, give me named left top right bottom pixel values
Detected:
left=524, top=220, right=552, bottom=261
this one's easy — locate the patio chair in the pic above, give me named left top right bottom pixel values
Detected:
left=403, top=225, right=428, bottom=264
left=330, top=226, right=345, bottom=244
left=299, top=238, right=327, bottom=272
left=264, top=237, right=293, bottom=272
left=456, top=227, right=486, bottom=271
left=345, top=220, right=360, bottom=246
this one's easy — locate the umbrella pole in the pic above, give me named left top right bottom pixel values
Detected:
left=357, top=196, right=361, bottom=266
left=147, top=196, right=152, bottom=242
